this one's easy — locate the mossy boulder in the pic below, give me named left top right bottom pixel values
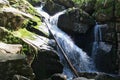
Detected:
left=0, top=27, right=36, bottom=64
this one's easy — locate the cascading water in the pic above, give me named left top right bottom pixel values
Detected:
left=36, top=5, right=96, bottom=79
left=92, top=23, right=112, bottom=59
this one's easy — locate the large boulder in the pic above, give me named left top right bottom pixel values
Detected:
left=31, top=50, right=63, bottom=80
left=0, top=42, right=34, bottom=80
left=58, top=8, right=95, bottom=34
left=22, top=35, right=63, bottom=80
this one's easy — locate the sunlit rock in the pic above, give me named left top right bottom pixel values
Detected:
left=0, top=0, right=10, bottom=7
left=0, top=42, right=34, bottom=80
left=0, top=7, right=25, bottom=30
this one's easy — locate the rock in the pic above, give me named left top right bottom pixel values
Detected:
left=0, top=7, right=25, bottom=30
left=76, top=72, right=120, bottom=80
left=50, top=73, right=67, bottom=80
left=27, top=0, right=42, bottom=6
left=31, top=50, right=63, bottom=80
left=58, top=8, right=95, bottom=34
left=78, top=72, right=98, bottom=79
left=73, top=77, right=94, bottom=80
left=12, top=75, right=31, bottom=80
left=0, top=42, right=34, bottom=80
left=93, top=47, right=118, bottom=74
left=0, top=27, right=36, bottom=66
left=43, top=0, right=65, bottom=15
left=0, top=0, right=10, bottom=7
left=42, top=0, right=74, bottom=15
left=0, top=42, right=22, bottom=54
left=81, top=0, right=96, bottom=15
left=95, top=73, right=120, bottom=80
left=52, top=0, right=74, bottom=8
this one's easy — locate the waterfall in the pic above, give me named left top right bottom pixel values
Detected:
left=36, top=7, right=96, bottom=80
left=92, top=23, right=112, bottom=59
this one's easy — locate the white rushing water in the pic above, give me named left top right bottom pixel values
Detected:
left=36, top=6, right=96, bottom=80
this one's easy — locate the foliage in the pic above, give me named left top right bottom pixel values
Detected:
left=72, top=0, right=89, bottom=5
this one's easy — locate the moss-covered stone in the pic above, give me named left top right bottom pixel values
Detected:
left=0, top=27, right=36, bottom=65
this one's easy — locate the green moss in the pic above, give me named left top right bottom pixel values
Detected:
left=32, top=16, right=42, bottom=29
left=0, top=27, right=37, bottom=56
left=12, top=28, right=36, bottom=40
